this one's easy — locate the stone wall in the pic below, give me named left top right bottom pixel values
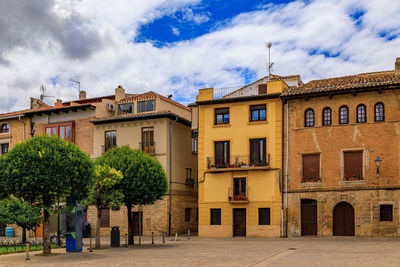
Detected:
left=287, top=189, right=400, bottom=237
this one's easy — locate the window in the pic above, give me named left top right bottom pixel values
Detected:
left=141, top=127, right=154, bottom=154
left=380, top=205, right=393, bottom=221
left=339, top=106, right=349, bottom=124
left=259, top=208, right=271, bottom=225
left=214, top=141, right=230, bottom=165
left=185, top=208, right=191, bottom=222
left=233, top=178, right=246, bottom=200
left=191, top=130, right=198, bottom=153
left=375, top=103, right=385, bottom=122
left=250, top=105, right=266, bottom=122
left=0, top=143, right=9, bottom=155
left=105, top=131, right=117, bottom=152
left=322, top=107, right=332, bottom=126
left=258, top=84, right=267, bottom=94
left=118, top=102, right=134, bottom=115
left=302, top=154, right=320, bottom=182
left=0, top=123, right=9, bottom=133
left=250, top=138, right=266, bottom=165
left=214, top=108, right=229, bottom=125
left=357, top=104, right=366, bottom=123
left=45, top=122, right=74, bottom=142
left=138, top=100, right=155, bottom=113
left=344, top=151, right=363, bottom=180
left=100, top=207, right=110, bottom=227
left=305, top=109, right=314, bottom=127
left=210, top=209, right=221, bottom=225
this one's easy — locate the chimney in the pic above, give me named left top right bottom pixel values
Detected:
left=79, top=90, right=86, bottom=100
left=56, top=99, right=62, bottom=104
left=395, top=57, right=400, bottom=74
left=115, top=85, right=125, bottom=101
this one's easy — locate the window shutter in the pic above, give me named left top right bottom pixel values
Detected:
left=302, top=154, right=320, bottom=179
left=100, top=208, right=110, bottom=227
left=258, top=84, right=267, bottom=94
left=344, top=151, right=363, bottom=178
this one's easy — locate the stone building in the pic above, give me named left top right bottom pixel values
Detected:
left=281, top=58, right=400, bottom=237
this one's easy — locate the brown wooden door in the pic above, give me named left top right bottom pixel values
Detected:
left=301, top=199, right=317, bottom=236
left=132, top=212, right=143, bottom=236
left=233, top=209, right=246, bottom=237
left=0, top=223, right=5, bottom=236
left=333, top=202, right=354, bottom=236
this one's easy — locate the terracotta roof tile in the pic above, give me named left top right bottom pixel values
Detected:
left=119, top=91, right=190, bottom=111
left=282, top=71, right=400, bottom=97
left=0, top=109, right=34, bottom=119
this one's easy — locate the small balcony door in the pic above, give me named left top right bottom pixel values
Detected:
left=233, top=178, right=246, bottom=201
left=250, top=138, right=266, bottom=164
left=141, top=127, right=154, bottom=154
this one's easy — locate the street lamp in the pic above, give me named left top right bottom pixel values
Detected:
left=375, top=156, right=382, bottom=177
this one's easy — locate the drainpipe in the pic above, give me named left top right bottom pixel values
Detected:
left=18, top=115, right=26, bottom=141
left=285, top=101, right=289, bottom=237
left=281, top=101, right=285, bottom=237
left=168, top=116, right=178, bottom=236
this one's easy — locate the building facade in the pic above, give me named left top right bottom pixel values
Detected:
left=195, top=78, right=295, bottom=237
left=282, top=58, right=400, bottom=237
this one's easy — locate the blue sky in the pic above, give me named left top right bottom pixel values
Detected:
left=0, top=0, right=399, bottom=112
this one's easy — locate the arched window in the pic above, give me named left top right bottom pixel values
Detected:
left=322, top=107, right=332, bottom=126
left=339, top=106, right=349, bottom=124
left=375, top=103, right=385, bottom=122
left=0, top=123, right=9, bottom=133
left=305, top=109, right=314, bottom=127
left=356, top=104, right=366, bottom=123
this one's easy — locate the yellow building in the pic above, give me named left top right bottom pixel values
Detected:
left=194, top=75, right=300, bottom=237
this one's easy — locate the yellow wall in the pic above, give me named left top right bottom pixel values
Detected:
left=197, top=82, right=285, bottom=238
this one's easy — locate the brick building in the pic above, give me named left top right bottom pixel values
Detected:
left=281, top=58, right=400, bottom=237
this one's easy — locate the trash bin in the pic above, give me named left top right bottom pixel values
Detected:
left=83, top=222, right=91, bottom=238
left=5, top=227, right=14, bottom=237
left=110, top=226, right=120, bottom=247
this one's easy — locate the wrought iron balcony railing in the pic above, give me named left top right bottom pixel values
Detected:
left=228, top=187, right=249, bottom=202
left=207, top=154, right=270, bottom=170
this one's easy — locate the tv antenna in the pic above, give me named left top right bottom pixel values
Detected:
left=266, top=42, right=274, bottom=77
left=39, top=85, right=54, bottom=101
left=69, top=78, right=81, bottom=96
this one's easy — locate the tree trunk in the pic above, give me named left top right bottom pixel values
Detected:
left=95, top=207, right=101, bottom=249
left=127, top=204, right=134, bottom=245
left=22, top=226, right=27, bottom=244
left=43, top=209, right=51, bottom=254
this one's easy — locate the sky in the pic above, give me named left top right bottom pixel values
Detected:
left=0, top=0, right=399, bottom=113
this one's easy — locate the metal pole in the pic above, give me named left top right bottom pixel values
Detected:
left=174, top=233, right=178, bottom=241
left=151, top=232, right=154, bottom=245
left=162, top=233, right=165, bottom=243
left=89, top=236, right=93, bottom=252
left=125, top=234, right=128, bottom=248
left=188, top=229, right=190, bottom=240
left=25, top=242, right=30, bottom=261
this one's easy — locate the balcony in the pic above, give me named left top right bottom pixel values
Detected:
left=206, top=154, right=270, bottom=172
left=228, top=187, right=249, bottom=203
left=140, top=141, right=155, bottom=155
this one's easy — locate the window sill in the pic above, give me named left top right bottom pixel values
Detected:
left=248, top=121, right=268, bottom=125
left=213, top=124, right=231, bottom=128
left=229, top=200, right=249, bottom=204
left=339, top=180, right=367, bottom=186
left=300, top=181, right=322, bottom=187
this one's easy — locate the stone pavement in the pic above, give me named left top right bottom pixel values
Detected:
left=1, top=236, right=400, bottom=266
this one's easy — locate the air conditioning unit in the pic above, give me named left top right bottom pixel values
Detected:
left=106, top=103, right=116, bottom=111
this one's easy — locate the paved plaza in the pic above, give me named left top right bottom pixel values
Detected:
left=1, top=236, right=400, bottom=266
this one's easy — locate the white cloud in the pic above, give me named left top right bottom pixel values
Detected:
left=0, top=0, right=399, bottom=113
left=171, top=26, right=181, bottom=36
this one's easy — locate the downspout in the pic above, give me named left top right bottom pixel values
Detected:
left=168, top=116, right=178, bottom=236
left=285, top=101, right=289, bottom=237
left=280, top=100, right=285, bottom=238
left=18, top=115, right=26, bottom=141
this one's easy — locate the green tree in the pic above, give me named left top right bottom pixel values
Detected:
left=89, top=164, right=123, bottom=249
left=96, top=146, right=168, bottom=244
left=0, top=197, right=41, bottom=243
left=0, top=135, right=94, bottom=254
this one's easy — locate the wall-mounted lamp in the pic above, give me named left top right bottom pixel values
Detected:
left=375, top=156, right=382, bottom=177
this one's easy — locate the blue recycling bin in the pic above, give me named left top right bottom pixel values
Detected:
left=61, top=201, right=83, bottom=252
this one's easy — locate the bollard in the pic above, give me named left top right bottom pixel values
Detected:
left=25, top=242, right=30, bottom=261
left=125, top=234, right=128, bottom=248
left=139, top=234, right=141, bottom=246
left=174, top=233, right=178, bottom=241
left=188, top=229, right=190, bottom=240
left=89, top=236, right=93, bottom=252
left=151, top=232, right=154, bottom=245
left=162, top=233, right=165, bottom=243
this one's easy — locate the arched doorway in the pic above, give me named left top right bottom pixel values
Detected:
left=333, top=202, right=354, bottom=236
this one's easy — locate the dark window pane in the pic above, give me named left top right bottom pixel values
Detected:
left=305, top=109, right=314, bottom=127
left=322, top=108, right=331, bottom=126
left=344, top=151, right=363, bottom=180
left=210, top=209, right=221, bottom=225
left=357, top=105, right=366, bottom=123
left=380, top=205, right=393, bottom=221
left=214, top=141, right=230, bottom=165
left=375, top=103, right=385, bottom=122
left=0, top=124, right=9, bottom=133
left=339, top=106, right=349, bottom=124
left=259, top=208, right=270, bottom=225
left=59, top=126, right=65, bottom=140
left=118, top=103, right=134, bottom=115
left=250, top=138, right=267, bottom=164
left=1, top=143, right=9, bottom=155
left=138, top=100, right=155, bottom=113
left=105, top=131, right=117, bottom=152
left=302, top=154, right=320, bottom=182
left=215, top=108, right=229, bottom=124
left=250, top=105, right=266, bottom=121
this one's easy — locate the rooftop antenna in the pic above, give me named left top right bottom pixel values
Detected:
left=39, top=85, right=54, bottom=101
left=267, top=42, right=274, bottom=77
left=69, top=78, right=81, bottom=97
